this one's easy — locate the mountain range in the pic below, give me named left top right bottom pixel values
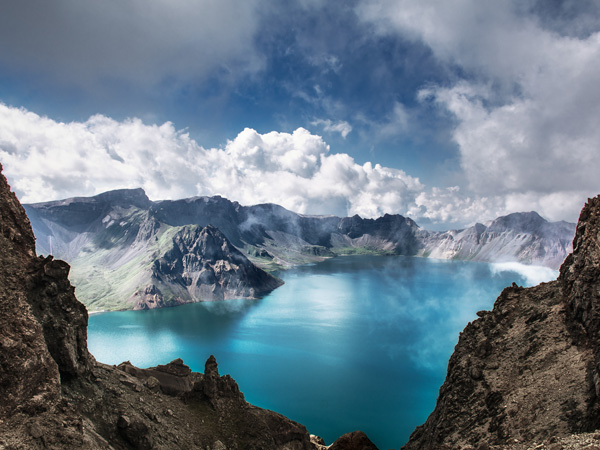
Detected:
left=24, top=188, right=575, bottom=311
left=5, top=162, right=600, bottom=449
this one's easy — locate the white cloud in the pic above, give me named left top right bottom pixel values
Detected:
left=0, top=104, right=429, bottom=220
left=311, top=119, right=353, bottom=138
left=0, top=103, right=590, bottom=227
left=490, top=262, right=558, bottom=287
left=376, top=101, right=411, bottom=138
left=357, top=0, right=600, bottom=222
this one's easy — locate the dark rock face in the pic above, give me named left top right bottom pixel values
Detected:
left=0, top=165, right=61, bottom=417
left=560, top=197, right=600, bottom=387
left=0, top=165, right=375, bottom=449
left=403, top=196, right=600, bottom=450
left=25, top=256, right=93, bottom=379
left=134, top=224, right=284, bottom=308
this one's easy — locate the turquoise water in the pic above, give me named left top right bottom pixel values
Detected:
left=87, top=256, right=554, bottom=449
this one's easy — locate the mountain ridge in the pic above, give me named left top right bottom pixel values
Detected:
left=24, top=188, right=575, bottom=311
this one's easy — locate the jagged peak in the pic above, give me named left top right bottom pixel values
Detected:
left=487, top=210, right=547, bottom=233
left=559, top=195, right=600, bottom=285
left=0, top=163, right=36, bottom=257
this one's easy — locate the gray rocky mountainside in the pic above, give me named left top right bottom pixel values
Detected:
left=403, top=195, right=600, bottom=450
left=0, top=165, right=378, bottom=450
left=24, top=189, right=574, bottom=311
left=418, top=211, right=575, bottom=269
left=132, top=224, right=283, bottom=310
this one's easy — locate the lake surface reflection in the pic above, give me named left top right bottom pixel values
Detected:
left=88, top=255, right=555, bottom=449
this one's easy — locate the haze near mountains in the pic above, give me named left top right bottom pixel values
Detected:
left=24, top=188, right=575, bottom=311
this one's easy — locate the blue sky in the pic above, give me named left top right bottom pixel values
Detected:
left=1, top=0, right=600, bottom=228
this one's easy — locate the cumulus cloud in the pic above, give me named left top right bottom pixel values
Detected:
left=357, top=0, right=600, bottom=220
left=0, top=104, right=431, bottom=220
left=1, top=102, right=591, bottom=227
left=0, top=0, right=263, bottom=89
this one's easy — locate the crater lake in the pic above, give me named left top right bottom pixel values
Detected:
left=88, top=255, right=557, bottom=449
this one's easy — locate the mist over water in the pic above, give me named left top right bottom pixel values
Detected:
left=88, top=256, right=555, bottom=449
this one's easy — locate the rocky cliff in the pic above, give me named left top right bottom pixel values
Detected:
left=0, top=165, right=376, bottom=450
left=403, top=197, right=600, bottom=450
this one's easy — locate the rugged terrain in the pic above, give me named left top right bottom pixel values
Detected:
left=24, top=189, right=574, bottom=311
left=0, top=165, right=377, bottom=450
left=403, top=196, right=600, bottom=450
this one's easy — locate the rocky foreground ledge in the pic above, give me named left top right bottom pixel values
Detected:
left=0, top=164, right=377, bottom=450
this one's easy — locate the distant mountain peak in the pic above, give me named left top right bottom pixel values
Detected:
left=90, top=187, right=152, bottom=209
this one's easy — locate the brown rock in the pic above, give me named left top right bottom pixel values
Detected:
left=0, top=164, right=61, bottom=417
left=329, top=430, right=379, bottom=450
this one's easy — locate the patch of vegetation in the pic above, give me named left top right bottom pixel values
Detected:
left=330, top=246, right=392, bottom=256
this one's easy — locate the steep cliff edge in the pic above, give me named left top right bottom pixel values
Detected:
left=404, top=197, right=600, bottom=450
left=0, top=165, right=375, bottom=450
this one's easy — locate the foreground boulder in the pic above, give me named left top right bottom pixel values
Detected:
left=0, top=164, right=374, bottom=450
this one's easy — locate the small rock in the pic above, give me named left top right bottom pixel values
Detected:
left=165, top=409, right=174, bottom=417
left=212, top=440, right=227, bottom=450
left=329, top=431, right=378, bottom=450
left=470, top=367, right=483, bottom=380
left=145, top=376, right=160, bottom=391
left=27, top=422, right=44, bottom=439
left=117, top=415, right=131, bottom=429
left=310, top=435, right=326, bottom=445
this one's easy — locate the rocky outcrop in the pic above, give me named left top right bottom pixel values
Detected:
left=560, top=196, right=600, bottom=396
left=328, top=431, right=379, bottom=450
left=132, top=224, right=283, bottom=309
left=0, top=165, right=374, bottom=449
left=403, top=197, right=600, bottom=450
left=0, top=165, right=61, bottom=417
